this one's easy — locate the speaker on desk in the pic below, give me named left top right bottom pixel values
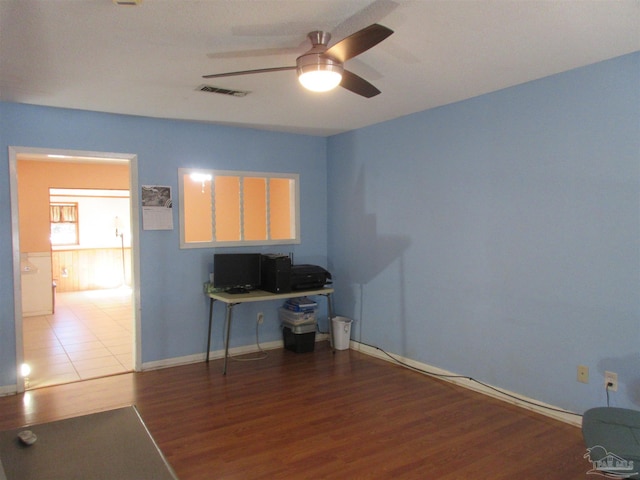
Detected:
left=260, top=254, right=292, bottom=294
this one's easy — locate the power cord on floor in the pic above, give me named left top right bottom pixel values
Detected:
left=353, top=339, right=583, bottom=418
left=227, top=320, right=268, bottom=362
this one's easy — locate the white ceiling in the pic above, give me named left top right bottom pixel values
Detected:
left=1, top=0, right=639, bottom=136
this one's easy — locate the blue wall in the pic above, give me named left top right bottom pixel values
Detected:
left=327, top=52, right=640, bottom=414
left=0, top=104, right=328, bottom=387
left=2, top=52, right=638, bottom=415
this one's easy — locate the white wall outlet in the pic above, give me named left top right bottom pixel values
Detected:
left=604, top=371, right=618, bottom=392
left=257, top=312, right=264, bottom=325
left=577, top=365, right=589, bottom=384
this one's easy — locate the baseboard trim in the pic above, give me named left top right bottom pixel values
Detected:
left=142, top=340, right=283, bottom=371
left=350, top=341, right=582, bottom=428
left=142, top=333, right=330, bottom=371
left=0, top=384, right=17, bottom=397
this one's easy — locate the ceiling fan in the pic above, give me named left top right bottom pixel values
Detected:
left=203, top=23, right=393, bottom=98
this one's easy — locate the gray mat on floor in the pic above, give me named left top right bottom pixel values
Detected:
left=0, top=406, right=177, bottom=480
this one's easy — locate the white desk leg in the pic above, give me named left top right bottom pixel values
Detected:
left=223, top=303, right=234, bottom=375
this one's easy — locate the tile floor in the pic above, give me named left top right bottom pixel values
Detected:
left=22, top=287, right=134, bottom=389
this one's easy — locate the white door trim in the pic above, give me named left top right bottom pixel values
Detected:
left=9, top=146, right=142, bottom=393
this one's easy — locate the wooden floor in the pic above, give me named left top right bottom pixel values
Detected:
left=0, top=343, right=589, bottom=479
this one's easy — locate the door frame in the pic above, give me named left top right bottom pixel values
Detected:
left=9, top=146, right=142, bottom=393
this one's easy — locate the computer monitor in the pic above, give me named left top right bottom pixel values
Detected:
left=213, top=253, right=261, bottom=293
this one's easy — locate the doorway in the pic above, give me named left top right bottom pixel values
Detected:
left=9, top=147, right=141, bottom=393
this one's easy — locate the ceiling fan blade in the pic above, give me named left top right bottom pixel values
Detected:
left=207, top=46, right=305, bottom=60
left=340, top=69, right=381, bottom=98
left=203, top=66, right=295, bottom=79
left=330, top=0, right=399, bottom=43
left=325, top=24, right=393, bottom=63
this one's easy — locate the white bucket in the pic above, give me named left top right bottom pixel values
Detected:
left=331, top=316, right=353, bottom=350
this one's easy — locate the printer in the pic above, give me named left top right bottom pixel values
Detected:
left=290, top=264, right=332, bottom=290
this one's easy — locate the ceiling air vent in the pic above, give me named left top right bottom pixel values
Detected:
left=197, top=85, right=249, bottom=98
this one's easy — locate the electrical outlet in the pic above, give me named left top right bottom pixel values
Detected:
left=605, top=371, right=618, bottom=392
left=257, top=312, right=264, bottom=325
left=577, top=365, right=589, bottom=384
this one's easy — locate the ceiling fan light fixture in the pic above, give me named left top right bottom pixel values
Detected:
left=298, top=69, right=342, bottom=92
left=296, top=55, right=343, bottom=92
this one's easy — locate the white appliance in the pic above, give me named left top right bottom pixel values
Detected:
left=21, top=252, right=53, bottom=316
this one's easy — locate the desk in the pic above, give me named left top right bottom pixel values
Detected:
left=206, top=288, right=334, bottom=374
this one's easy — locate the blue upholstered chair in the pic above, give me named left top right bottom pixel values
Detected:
left=582, top=407, right=640, bottom=479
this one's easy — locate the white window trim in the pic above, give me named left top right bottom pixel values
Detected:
left=178, top=168, right=301, bottom=249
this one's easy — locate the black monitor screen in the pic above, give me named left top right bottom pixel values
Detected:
left=213, top=253, right=261, bottom=292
